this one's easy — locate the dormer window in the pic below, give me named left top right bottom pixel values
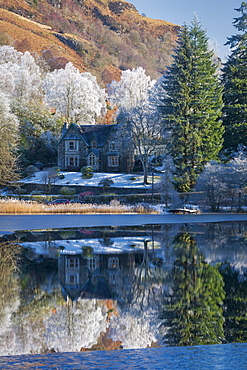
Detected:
left=109, top=141, right=116, bottom=151
left=91, top=140, right=97, bottom=149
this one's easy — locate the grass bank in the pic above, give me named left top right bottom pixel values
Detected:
left=0, top=199, right=158, bottom=214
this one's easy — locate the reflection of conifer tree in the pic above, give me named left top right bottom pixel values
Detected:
left=219, top=263, right=247, bottom=343
left=163, top=233, right=225, bottom=346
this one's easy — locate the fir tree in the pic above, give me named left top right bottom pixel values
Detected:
left=222, top=2, right=247, bottom=154
left=158, top=18, right=224, bottom=192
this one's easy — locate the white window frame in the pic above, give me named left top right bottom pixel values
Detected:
left=65, top=155, right=79, bottom=167
left=109, top=141, right=116, bottom=151
left=108, top=156, right=119, bottom=167
left=66, top=257, right=80, bottom=269
left=66, top=140, right=79, bottom=152
left=88, top=152, right=96, bottom=167
left=66, top=273, right=79, bottom=285
left=108, top=257, right=119, bottom=269
left=87, top=258, right=97, bottom=271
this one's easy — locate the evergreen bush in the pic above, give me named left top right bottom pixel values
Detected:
left=81, top=166, right=94, bottom=178
left=59, top=186, right=76, bottom=196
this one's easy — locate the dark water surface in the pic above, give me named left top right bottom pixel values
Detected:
left=1, top=220, right=247, bottom=367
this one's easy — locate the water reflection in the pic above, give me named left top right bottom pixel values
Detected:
left=1, top=222, right=247, bottom=354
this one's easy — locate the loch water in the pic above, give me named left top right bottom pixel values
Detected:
left=1, top=221, right=247, bottom=368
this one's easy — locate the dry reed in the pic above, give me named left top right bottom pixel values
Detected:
left=0, top=199, right=158, bottom=214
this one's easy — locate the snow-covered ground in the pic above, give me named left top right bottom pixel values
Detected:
left=20, top=236, right=161, bottom=256
left=19, top=171, right=161, bottom=189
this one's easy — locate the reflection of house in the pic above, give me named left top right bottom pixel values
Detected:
left=58, top=123, right=134, bottom=172
left=58, top=251, right=144, bottom=302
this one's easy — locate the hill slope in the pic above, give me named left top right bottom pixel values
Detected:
left=0, top=0, right=180, bottom=83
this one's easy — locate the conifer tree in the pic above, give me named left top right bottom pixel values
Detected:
left=158, top=18, right=224, bottom=192
left=222, top=2, right=247, bottom=153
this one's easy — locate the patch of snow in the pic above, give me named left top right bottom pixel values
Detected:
left=19, top=171, right=161, bottom=189
left=20, top=236, right=156, bottom=257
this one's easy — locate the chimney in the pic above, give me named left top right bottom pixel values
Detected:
left=62, top=122, right=68, bottom=136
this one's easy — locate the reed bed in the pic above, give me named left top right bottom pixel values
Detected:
left=0, top=199, right=158, bottom=214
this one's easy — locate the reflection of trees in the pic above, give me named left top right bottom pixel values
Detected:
left=162, top=233, right=225, bottom=346
left=0, top=241, right=20, bottom=353
left=131, top=239, right=165, bottom=310
left=0, top=241, right=20, bottom=317
left=219, top=263, right=247, bottom=343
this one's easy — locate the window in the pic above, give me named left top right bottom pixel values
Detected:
left=108, top=156, right=119, bottom=167
left=109, top=272, right=117, bottom=285
left=66, top=258, right=79, bottom=269
left=91, top=140, right=97, bottom=148
left=65, top=156, right=79, bottom=167
left=66, top=141, right=79, bottom=151
left=66, top=273, right=79, bottom=285
left=87, top=258, right=97, bottom=271
left=89, top=153, right=96, bottom=167
left=108, top=257, right=119, bottom=269
left=109, top=141, right=116, bottom=151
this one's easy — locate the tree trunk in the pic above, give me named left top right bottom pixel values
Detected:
left=143, top=164, right=148, bottom=185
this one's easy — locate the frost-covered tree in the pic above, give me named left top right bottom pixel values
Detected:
left=108, top=66, right=155, bottom=111
left=43, top=62, right=106, bottom=124
left=0, top=45, right=22, bottom=64
left=109, top=67, right=162, bottom=184
left=195, top=161, right=228, bottom=211
left=0, top=92, right=19, bottom=186
left=124, top=102, right=163, bottom=184
left=0, top=48, right=42, bottom=105
left=195, top=152, right=247, bottom=212
left=157, top=156, right=181, bottom=207
left=13, top=51, right=43, bottom=104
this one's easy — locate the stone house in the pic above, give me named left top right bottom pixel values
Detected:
left=58, top=123, right=134, bottom=172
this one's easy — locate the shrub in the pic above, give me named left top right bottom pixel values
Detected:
left=24, top=165, right=39, bottom=177
left=59, top=186, right=76, bottom=196
left=98, top=178, right=114, bottom=189
left=30, top=190, right=44, bottom=195
left=15, top=188, right=28, bottom=195
left=58, top=174, right=65, bottom=180
left=81, top=166, right=94, bottom=178
left=81, top=246, right=93, bottom=258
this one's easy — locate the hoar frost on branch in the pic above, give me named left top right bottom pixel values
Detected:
left=108, top=67, right=155, bottom=111
left=0, top=46, right=42, bottom=105
left=109, top=67, right=165, bottom=184
left=43, top=62, right=106, bottom=124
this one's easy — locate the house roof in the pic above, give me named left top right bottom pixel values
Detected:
left=59, top=123, right=117, bottom=147
left=77, top=124, right=116, bottom=147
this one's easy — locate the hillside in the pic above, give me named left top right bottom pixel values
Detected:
left=0, top=0, right=179, bottom=84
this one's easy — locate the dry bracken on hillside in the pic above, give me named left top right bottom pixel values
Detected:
left=0, top=0, right=179, bottom=83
